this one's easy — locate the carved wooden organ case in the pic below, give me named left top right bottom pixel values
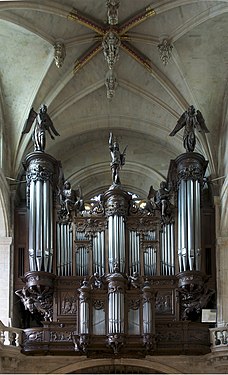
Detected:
left=14, top=149, right=216, bottom=357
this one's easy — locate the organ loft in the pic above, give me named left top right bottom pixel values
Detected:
left=13, top=106, right=216, bottom=357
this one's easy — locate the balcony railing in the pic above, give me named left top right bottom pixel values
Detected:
left=210, top=325, right=228, bottom=352
left=0, top=320, right=22, bottom=348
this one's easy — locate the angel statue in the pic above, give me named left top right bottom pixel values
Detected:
left=22, top=104, right=60, bottom=152
left=145, top=182, right=172, bottom=223
left=109, top=132, right=127, bottom=185
left=169, top=105, right=209, bottom=152
left=59, top=180, right=84, bottom=217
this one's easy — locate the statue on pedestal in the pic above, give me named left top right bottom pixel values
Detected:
left=169, top=105, right=209, bottom=152
left=109, top=132, right=127, bottom=185
left=22, top=104, right=60, bottom=152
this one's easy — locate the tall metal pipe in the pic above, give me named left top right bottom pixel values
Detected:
left=43, top=180, right=48, bottom=272
left=48, top=182, right=53, bottom=273
left=195, top=180, right=201, bottom=270
left=35, top=179, right=42, bottom=271
left=177, top=185, right=182, bottom=272
left=175, top=152, right=208, bottom=273
left=180, top=179, right=187, bottom=271
left=29, top=180, right=36, bottom=271
left=187, top=179, right=194, bottom=270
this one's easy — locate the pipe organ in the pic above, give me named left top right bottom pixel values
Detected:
left=15, top=135, right=216, bottom=357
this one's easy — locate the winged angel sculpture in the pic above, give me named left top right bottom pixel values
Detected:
left=169, top=105, right=209, bottom=152
left=22, top=104, right=60, bottom=152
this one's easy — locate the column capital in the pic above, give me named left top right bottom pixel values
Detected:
left=217, top=237, right=228, bottom=246
left=0, top=237, right=12, bottom=246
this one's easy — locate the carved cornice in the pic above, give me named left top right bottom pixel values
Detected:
left=175, top=152, right=208, bottom=185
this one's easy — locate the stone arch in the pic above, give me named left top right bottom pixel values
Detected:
left=51, top=357, right=182, bottom=374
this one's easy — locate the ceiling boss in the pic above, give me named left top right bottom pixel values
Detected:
left=66, top=2, right=156, bottom=99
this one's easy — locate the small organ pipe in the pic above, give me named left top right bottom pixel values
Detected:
left=170, top=223, right=174, bottom=275
left=67, top=224, right=70, bottom=275
left=167, top=224, right=171, bottom=275
left=136, top=233, right=140, bottom=272
left=64, top=224, right=68, bottom=276
left=57, top=224, right=60, bottom=276
left=69, top=230, right=72, bottom=275
left=101, top=231, right=104, bottom=274
left=164, top=225, right=167, bottom=275
left=97, top=234, right=99, bottom=273
left=134, top=231, right=137, bottom=272
left=108, top=216, right=113, bottom=272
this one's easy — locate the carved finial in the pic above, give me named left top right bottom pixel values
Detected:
left=54, top=42, right=66, bottom=68
left=157, top=39, right=173, bottom=65
left=106, top=0, right=120, bottom=25
left=102, top=31, right=121, bottom=70
left=105, top=69, right=118, bottom=100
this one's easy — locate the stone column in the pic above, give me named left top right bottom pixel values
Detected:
left=215, top=177, right=228, bottom=326
left=0, top=237, right=12, bottom=326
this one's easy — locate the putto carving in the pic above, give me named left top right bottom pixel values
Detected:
left=145, top=182, right=174, bottom=224
left=170, top=105, right=209, bottom=152
left=107, top=334, right=124, bottom=354
left=89, top=272, right=104, bottom=289
left=155, top=292, right=172, bottom=314
left=22, top=104, right=60, bottom=152
left=50, top=330, right=72, bottom=341
left=128, top=272, right=142, bottom=289
left=61, top=296, right=77, bottom=315
left=58, top=180, right=84, bottom=220
left=15, top=286, right=53, bottom=322
left=177, top=271, right=215, bottom=321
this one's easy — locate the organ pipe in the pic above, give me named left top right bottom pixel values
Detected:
left=25, top=152, right=60, bottom=274
left=176, top=152, right=208, bottom=272
left=28, top=180, right=36, bottom=271
left=187, top=179, right=194, bottom=270
left=194, top=180, right=201, bottom=270
left=180, top=179, right=187, bottom=271
left=49, top=182, right=53, bottom=273
left=35, top=179, right=42, bottom=271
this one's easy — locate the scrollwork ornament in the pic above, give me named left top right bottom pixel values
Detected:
left=27, top=164, right=52, bottom=184
left=105, top=200, right=128, bottom=216
left=129, top=299, right=140, bottom=310
left=177, top=165, right=204, bottom=184
left=108, top=280, right=124, bottom=294
left=93, top=299, right=105, bottom=310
